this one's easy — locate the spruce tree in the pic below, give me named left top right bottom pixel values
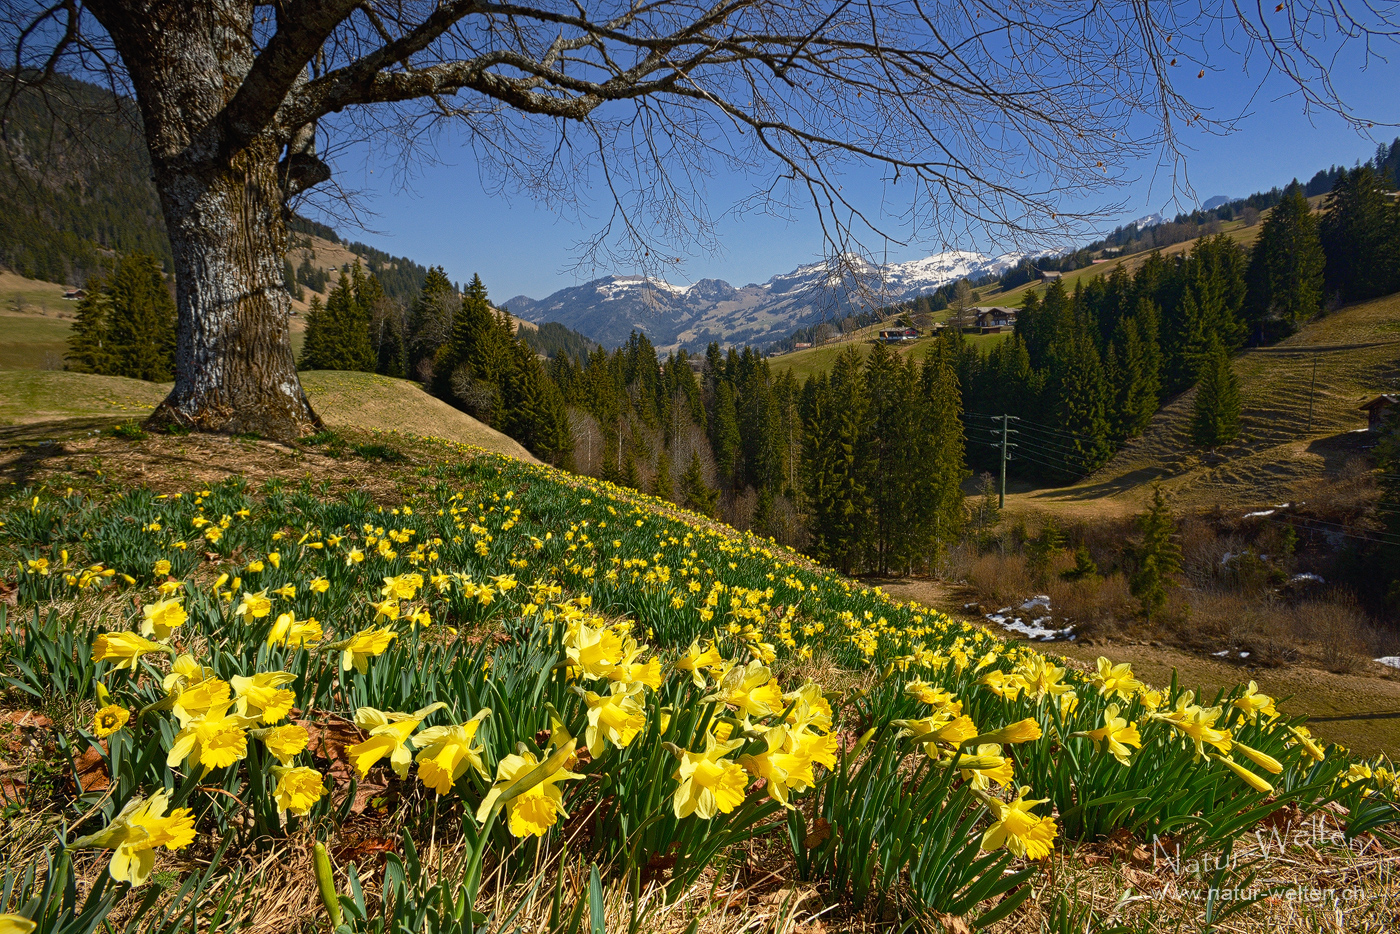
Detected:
left=1244, top=185, right=1325, bottom=338
left=1319, top=166, right=1398, bottom=301
left=653, top=450, right=674, bottom=502
left=680, top=451, right=718, bottom=518
left=66, top=278, right=115, bottom=374
left=1043, top=309, right=1112, bottom=479
left=298, top=295, right=328, bottom=369
left=105, top=251, right=177, bottom=381
left=710, top=381, right=742, bottom=489
left=1188, top=338, right=1241, bottom=451
left=1129, top=485, right=1181, bottom=621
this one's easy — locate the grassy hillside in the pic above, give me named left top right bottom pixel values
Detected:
left=1007, top=289, right=1400, bottom=517
left=0, top=428, right=1394, bottom=934
left=0, top=368, right=537, bottom=461
left=768, top=318, right=1005, bottom=381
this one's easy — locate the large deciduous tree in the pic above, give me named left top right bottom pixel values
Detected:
left=5, top=1, right=1396, bottom=437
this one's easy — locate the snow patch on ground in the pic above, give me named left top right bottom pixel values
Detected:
left=1290, top=572, right=1325, bottom=584
left=1376, top=657, right=1400, bottom=670
left=986, top=595, right=1073, bottom=641
left=1243, top=509, right=1275, bottom=518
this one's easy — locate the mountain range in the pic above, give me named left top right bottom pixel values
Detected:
left=503, top=250, right=1025, bottom=351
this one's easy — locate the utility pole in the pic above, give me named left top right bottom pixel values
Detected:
left=987, top=414, right=1018, bottom=509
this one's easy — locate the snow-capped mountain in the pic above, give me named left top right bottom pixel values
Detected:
left=504, top=250, right=1024, bottom=351
left=1125, top=212, right=1166, bottom=230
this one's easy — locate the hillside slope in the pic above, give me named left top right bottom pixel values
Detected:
left=1009, top=290, right=1400, bottom=516
left=0, top=369, right=537, bottom=462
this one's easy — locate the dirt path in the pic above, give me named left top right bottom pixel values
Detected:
left=871, top=577, right=1400, bottom=759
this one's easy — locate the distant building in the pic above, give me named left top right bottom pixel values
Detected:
left=794, top=342, right=812, bottom=350
left=973, top=307, right=1017, bottom=333
left=63, top=288, right=87, bottom=300
left=1038, top=270, right=1063, bottom=282
left=1359, top=394, right=1399, bottom=431
left=878, top=327, right=920, bottom=343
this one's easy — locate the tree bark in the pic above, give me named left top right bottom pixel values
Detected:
left=147, top=135, right=321, bottom=439
left=94, top=1, right=321, bottom=440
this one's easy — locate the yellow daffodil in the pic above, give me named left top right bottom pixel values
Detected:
left=69, top=789, right=196, bottom=886
left=272, top=765, right=325, bottom=816
left=152, top=559, right=172, bottom=577
left=1212, top=754, right=1274, bottom=794
left=381, top=573, right=423, bottom=600
left=170, top=677, right=232, bottom=726
left=260, top=724, right=310, bottom=764
left=1014, top=655, right=1072, bottom=700
left=1091, top=657, right=1142, bottom=701
left=0, top=913, right=36, bottom=934
left=412, top=710, right=492, bottom=794
left=971, top=717, right=1043, bottom=747
left=1287, top=725, right=1326, bottom=762
left=267, top=611, right=323, bottom=649
left=715, top=660, right=784, bottom=722
left=1153, top=696, right=1232, bottom=759
left=954, top=744, right=1016, bottom=790
left=340, top=626, right=398, bottom=673
left=978, top=669, right=1026, bottom=701
left=91, top=632, right=165, bottom=671
left=309, top=576, right=330, bottom=594
left=1233, top=681, right=1278, bottom=721
left=93, top=704, right=129, bottom=738
left=672, top=732, right=748, bottom=819
left=980, top=786, right=1058, bottom=860
left=347, top=703, right=446, bottom=778
left=738, top=725, right=816, bottom=806
left=234, top=590, right=272, bottom=620
left=1075, top=704, right=1142, bottom=766
left=140, top=597, right=187, bottom=641
left=785, top=682, right=835, bottom=734
left=674, top=639, right=724, bottom=688
left=230, top=671, right=297, bottom=723
left=565, top=621, right=625, bottom=679
left=478, top=750, right=582, bottom=837
left=583, top=683, right=647, bottom=757
left=162, top=654, right=218, bottom=694
left=166, top=702, right=259, bottom=776
left=1232, top=740, right=1283, bottom=774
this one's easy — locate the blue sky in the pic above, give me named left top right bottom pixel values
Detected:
left=317, top=47, right=1400, bottom=303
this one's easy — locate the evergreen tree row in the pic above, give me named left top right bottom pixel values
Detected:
left=65, top=252, right=177, bottom=381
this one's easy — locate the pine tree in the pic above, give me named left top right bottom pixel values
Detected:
left=298, top=267, right=373, bottom=371
left=1129, top=485, right=1181, bottom=621
left=1188, top=338, right=1240, bottom=452
left=1043, top=308, right=1112, bottom=479
left=916, top=345, right=968, bottom=566
left=105, top=251, right=177, bottom=381
left=1244, top=185, right=1325, bottom=338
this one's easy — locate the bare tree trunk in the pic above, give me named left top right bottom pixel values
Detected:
left=147, top=136, right=320, bottom=438
left=92, top=1, right=321, bottom=440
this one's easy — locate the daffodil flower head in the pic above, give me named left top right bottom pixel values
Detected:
left=412, top=709, right=492, bottom=794
left=166, top=701, right=260, bottom=776
left=230, top=670, right=297, bottom=724
left=980, top=786, right=1058, bottom=860
left=955, top=744, right=1015, bottom=790
left=1091, top=657, right=1142, bottom=701
left=583, top=683, right=647, bottom=758
left=340, top=626, right=398, bottom=674
left=91, top=632, right=165, bottom=671
left=477, top=749, right=583, bottom=837
left=140, top=597, right=187, bottom=642
left=234, top=589, right=273, bottom=620
left=672, top=731, right=748, bottom=820
left=267, top=611, right=323, bottom=649
left=162, top=654, right=218, bottom=694
left=93, top=704, right=130, bottom=738
left=1079, top=704, right=1142, bottom=766
left=170, top=677, right=232, bottom=726
left=272, top=765, right=325, bottom=816
left=738, top=725, right=815, bottom=807
left=347, top=702, right=446, bottom=778
left=69, top=789, right=196, bottom=886
left=260, top=724, right=310, bottom=764
left=1232, top=681, right=1278, bottom=721
left=715, top=660, right=783, bottom=723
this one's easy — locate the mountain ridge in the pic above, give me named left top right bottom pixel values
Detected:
left=502, top=250, right=1025, bottom=351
